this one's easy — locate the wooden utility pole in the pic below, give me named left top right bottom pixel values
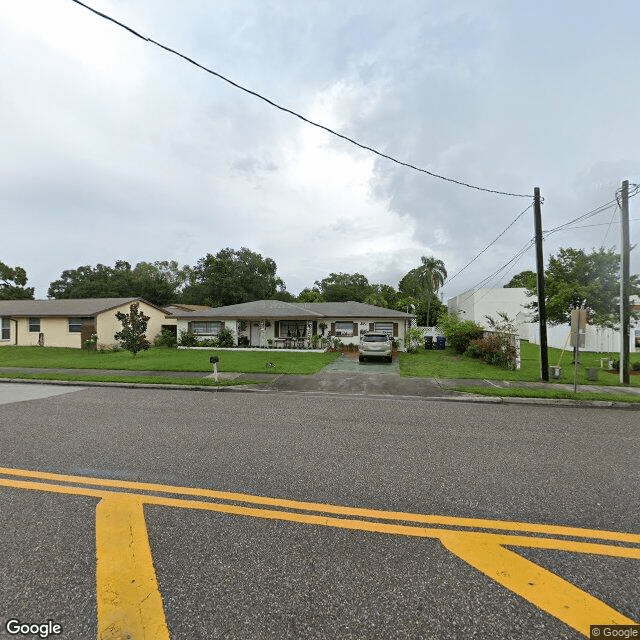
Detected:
left=620, top=180, right=630, bottom=385
left=534, top=187, right=549, bottom=381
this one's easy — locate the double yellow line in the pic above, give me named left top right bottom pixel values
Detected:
left=0, top=466, right=638, bottom=638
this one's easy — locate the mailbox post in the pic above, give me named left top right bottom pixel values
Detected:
left=209, top=356, right=219, bottom=382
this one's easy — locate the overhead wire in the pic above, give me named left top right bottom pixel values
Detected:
left=68, top=0, right=533, bottom=198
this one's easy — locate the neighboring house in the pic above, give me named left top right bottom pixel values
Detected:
left=0, top=298, right=172, bottom=349
left=447, top=287, right=534, bottom=331
left=170, top=300, right=415, bottom=348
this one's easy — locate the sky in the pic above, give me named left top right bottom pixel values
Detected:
left=1, top=0, right=639, bottom=302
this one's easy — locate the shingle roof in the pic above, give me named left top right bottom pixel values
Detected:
left=169, top=300, right=414, bottom=319
left=0, top=298, right=150, bottom=317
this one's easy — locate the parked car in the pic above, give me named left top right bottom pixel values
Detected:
left=359, top=331, right=393, bottom=363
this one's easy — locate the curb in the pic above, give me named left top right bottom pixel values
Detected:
left=1, top=377, right=639, bottom=409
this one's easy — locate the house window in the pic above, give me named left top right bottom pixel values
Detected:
left=334, top=321, right=354, bottom=337
left=374, top=322, right=393, bottom=336
left=278, top=321, right=307, bottom=338
left=68, top=317, right=92, bottom=333
left=28, top=317, right=40, bottom=333
left=190, top=321, right=222, bottom=336
left=1, top=318, right=9, bottom=340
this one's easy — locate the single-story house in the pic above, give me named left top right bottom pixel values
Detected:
left=0, top=297, right=172, bottom=349
left=170, top=300, right=415, bottom=348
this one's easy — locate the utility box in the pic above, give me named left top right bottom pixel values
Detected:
left=549, top=366, right=562, bottom=379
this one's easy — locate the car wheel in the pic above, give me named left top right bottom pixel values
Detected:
left=359, top=355, right=364, bottom=363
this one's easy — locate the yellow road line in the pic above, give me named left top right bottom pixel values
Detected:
left=441, top=532, right=638, bottom=637
left=96, top=495, right=170, bottom=640
left=1, top=466, right=638, bottom=544
left=1, top=466, right=638, bottom=638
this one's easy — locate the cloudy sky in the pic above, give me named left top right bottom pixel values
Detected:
left=2, top=0, right=639, bottom=301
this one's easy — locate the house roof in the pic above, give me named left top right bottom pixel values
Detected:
left=170, top=300, right=414, bottom=320
left=164, top=304, right=212, bottom=316
left=0, top=297, right=161, bottom=317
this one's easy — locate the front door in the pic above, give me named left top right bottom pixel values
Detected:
left=250, top=322, right=261, bottom=347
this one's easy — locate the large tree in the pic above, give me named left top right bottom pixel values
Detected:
left=398, top=256, right=447, bottom=326
left=0, top=261, right=34, bottom=299
left=314, top=272, right=372, bottom=303
left=182, top=247, right=286, bottom=306
left=48, top=260, right=187, bottom=306
left=526, top=247, right=640, bottom=327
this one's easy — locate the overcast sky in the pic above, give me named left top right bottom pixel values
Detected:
left=2, top=0, right=639, bottom=301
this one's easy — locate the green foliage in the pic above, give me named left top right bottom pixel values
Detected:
left=0, top=261, right=34, bottom=300
left=216, top=326, right=235, bottom=348
left=178, top=330, right=199, bottom=347
left=182, top=247, right=286, bottom=306
left=314, top=272, right=372, bottom=302
left=238, top=335, right=250, bottom=347
left=48, top=260, right=187, bottom=306
left=437, top=312, right=483, bottom=354
left=398, top=256, right=447, bottom=298
left=504, top=270, right=537, bottom=290
left=297, top=287, right=323, bottom=302
left=403, top=327, right=425, bottom=353
left=114, top=302, right=151, bottom=357
left=154, top=329, right=177, bottom=348
left=526, top=247, right=640, bottom=327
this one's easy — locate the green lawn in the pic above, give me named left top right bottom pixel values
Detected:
left=399, top=340, right=640, bottom=387
left=0, top=346, right=341, bottom=375
left=0, top=372, right=264, bottom=387
left=452, top=385, right=640, bottom=404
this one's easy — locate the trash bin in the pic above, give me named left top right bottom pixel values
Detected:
left=424, top=336, right=433, bottom=350
left=435, top=336, right=446, bottom=350
left=586, top=367, right=599, bottom=381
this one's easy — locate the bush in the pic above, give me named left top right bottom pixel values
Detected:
left=437, top=312, right=483, bottom=354
left=217, top=326, right=235, bottom=348
left=470, top=334, right=517, bottom=370
left=154, top=329, right=177, bottom=348
left=238, top=335, right=250, bottom=347
left=632, top=361, right=640, bottom=372
left=178, top=330, right=199, bottom=347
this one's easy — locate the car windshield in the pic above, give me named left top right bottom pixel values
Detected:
left=363, top=335, right=389, bottom=342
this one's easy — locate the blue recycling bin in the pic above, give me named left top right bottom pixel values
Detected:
left=435, top=336, right=446, bottom=350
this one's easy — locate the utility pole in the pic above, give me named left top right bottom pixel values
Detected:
left=620, top=180, right=630, bottom=385
left=534, top=187, right=549, bottom=381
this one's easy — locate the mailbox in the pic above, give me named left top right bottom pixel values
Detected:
left=210, top=356, right=219, bottom=364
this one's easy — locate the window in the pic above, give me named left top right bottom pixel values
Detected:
left=190, top=321, right=221, bottom=335
left=374, top=322, right=393, bottom=336
left=68, top=317, right=92, bottom=333
left=28, top=317, right=40, bottom=333
left=278, top=321, right=307, bottom=338
left=334, top=321, right=354, bottom=337
left=1, top=318, right=9, bottom=340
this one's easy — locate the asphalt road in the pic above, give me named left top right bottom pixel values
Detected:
left=0, top=384, right=638, bottom=639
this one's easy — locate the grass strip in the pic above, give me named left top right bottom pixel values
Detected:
left=0, top=372, right=267, bottom=387
left=452, top=385, right=640, bottom=404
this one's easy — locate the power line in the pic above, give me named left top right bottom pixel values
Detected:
left=69, top=0, right=533, bottom=198
left=443, top=202, right=533, bottom=288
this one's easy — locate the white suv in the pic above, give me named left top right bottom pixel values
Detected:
left=359, top=332, right=393, bottom=363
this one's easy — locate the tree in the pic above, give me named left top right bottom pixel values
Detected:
left=0, top=261, right=34, bottom=299
left=114, top=302, right=151, bottom=356
left=182, top=247, right=286, bottom=306
left=314, top=272, right=372, bottom=302
left=504, top=270, right=537, bottom=290
left=364, top=284, right=398, bottom=308
left=526, top=247, right=640, bottom=327
left=297, top=287, right=323, bottom=303
left=398, top=256, right=448, bottom=326
left=48, top=260, right=187, bottom=306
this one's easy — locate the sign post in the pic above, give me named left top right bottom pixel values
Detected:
left=570, top=309, right=587, bottom=393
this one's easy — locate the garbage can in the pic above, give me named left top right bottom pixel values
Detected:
left=424, top=336, right=433, bottom=350
left=586, top=367, right=599, bottom=381
left=435, top=336, right=446, bottom=350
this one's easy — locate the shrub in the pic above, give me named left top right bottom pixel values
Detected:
left=632, top=361, right=640, bottom=372
left=114, top=302, right=151, bottom=357
left=238, top=335, right=250, bottom=347
left=178, top=330, right=199, bottom=347
left=437, top=312, right=483, bottom=354
left=470, top=334, right=517, bottom=370
left=154, top=329, right=177, bottom=348
left=217, top=326, right=235, bottom=348
left=404, top=327, right=425, bottom=353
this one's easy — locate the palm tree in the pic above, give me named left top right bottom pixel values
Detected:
left=416, top=256, right=447, bottom=326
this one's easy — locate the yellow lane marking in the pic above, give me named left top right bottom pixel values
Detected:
left=96, top=495, right=170, bottom=640
left=1, top=466, right=638, bottom=638
left=1, top=466, right=638, bottom=544
left=441, top=532, right=637, bottom=636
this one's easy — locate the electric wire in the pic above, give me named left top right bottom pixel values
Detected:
left=68, top=0, right=533, bottom=198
